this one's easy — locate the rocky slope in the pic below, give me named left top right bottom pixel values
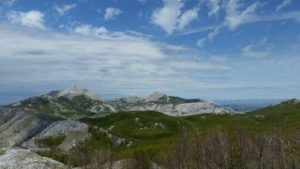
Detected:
left=110, top=91, right=233, bottom=116
left=0, top=106, right=89, bottom=152
left=47, top=86, right=100, bottom=100
left=0, top=107, right=58, bottom=147
left=0, top=87, right=233, bottom=148
left=22, top=120, right=90, bottom=152
left=9, top=87, right=116, bottom=120
left=0, top=148, right=66, bottom=169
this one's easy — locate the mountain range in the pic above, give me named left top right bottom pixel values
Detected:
left=0, top=87, right=299, bottom=168
left=8, top=87, right=233, bottom=118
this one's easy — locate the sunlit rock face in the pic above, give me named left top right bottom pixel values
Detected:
left=22, top=120, right=90, bottom=152
left=0, top=108, right=53, bottom=147
left=47, top=86, right=100, bottom=100
left=7, top=87, right=234, bottom=118
left=0, top=148, right=66, bottom=169
left=109, top=91, right=234, bottom=116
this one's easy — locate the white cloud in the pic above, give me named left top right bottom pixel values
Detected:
left=242, top=45, right=269, bottom=58
left=0, top=24, right=231, bottom=96
left=55, top=4, right=77, bottom=16
left=151, top=0, right=198, bottom=34
left=250, top=11, right=300, bottom=23
left=276, top=0, right=291, bottom=11
left=74, top=24, right=108, bottom=36
left=151, top=0, right=183, bottom=34
left=225, top=0, right=259, bottom=30
left=179, top=10, right=300, bottom=37
left=196, top=27, right=220, bottom=47
left=6, top=11, right=45, bottom=29
left=196, top=38, right=206, bottom=47
left=104, top=7, right=122, bottom=20
left=207, top=27, right=220, bottom=40
left=175, top=25, right=217, bottom=36
left=207, top=0, right=221, bottom=17
left=177, top=8, right=199, bottom=30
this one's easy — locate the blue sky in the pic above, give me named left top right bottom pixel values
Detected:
left=0, top=0, right=300, bottom=104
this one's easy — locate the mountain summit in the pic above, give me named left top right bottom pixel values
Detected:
left=47, top=87, right=100, bottom=100
left=145, top=92, right=169, bottom=102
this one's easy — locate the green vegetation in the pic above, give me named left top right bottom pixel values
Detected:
left=20, top=95, right=109, bottom=119
left=186, top=100, right=300, bottom=134
left=149, top=96, right=202, bottom=105
left=35, top=135, right=65, bottom=148
left=0, top=149, right=5, bottom=156
left=37, top=150, right=69, bottom=164
left=36, top=100, right=300, bottom=168
left=81, top=111, right=194, bottom=157
left=79, top=101, right=300, bottom=157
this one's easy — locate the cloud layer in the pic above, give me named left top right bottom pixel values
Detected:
left=0, top=24, right=231, bottom=97
left=0, top=0, right=299, bottom=101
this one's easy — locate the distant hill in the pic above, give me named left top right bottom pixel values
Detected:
left=6, top=87, right=233, bottom=119
left=217, top=99, right=284, bottom=112
left=1, top=88, right=299, bottom=168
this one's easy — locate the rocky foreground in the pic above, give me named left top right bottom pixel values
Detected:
left=0, top=148, right=66, bottom=169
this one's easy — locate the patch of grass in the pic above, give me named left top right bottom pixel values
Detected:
left=35, top=135, right=65, bottom=148
left=81, top=111, right=194, bottom=157
left=0, top=149, right=5, bottom=156
left=149, top=96, right=202, bottom=105
left=37, top=150, right=69, bottom=164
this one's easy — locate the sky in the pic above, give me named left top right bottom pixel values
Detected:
left=0, top=0, right=300, bottom=104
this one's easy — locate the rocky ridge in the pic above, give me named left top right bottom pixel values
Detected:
left=9, top=87, right=233, bottom=118
left=47, top=86, right=100, bottom=100
left=110, top=91, right=233, bottom=116
left=0, top=148, right=66, bottom=169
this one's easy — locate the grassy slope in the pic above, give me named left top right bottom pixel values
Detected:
left=80, top=101, right=300, bottom=157
left=187, top=101, right=300, bottom=134
left=81, top=111, right=194, bottom=157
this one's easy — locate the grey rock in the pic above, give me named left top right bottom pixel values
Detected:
left=23, top=120, right=89, bottom=151
left=0, top=147, right=66, bottom=169
left=47, top=86, right=100, bottom=100
left=145, top=92, right=168, bottom=102
left=0, top=109, right=52, bottom=147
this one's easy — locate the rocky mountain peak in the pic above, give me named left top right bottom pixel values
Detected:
left=145, top=92, right=168, bottom=102
left=47, top=86, right=100, bottom=100
left=282, top=99, right=300, bottom=105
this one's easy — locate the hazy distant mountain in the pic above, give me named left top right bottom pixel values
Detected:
left=5, top=87, right=233, bottom=118
left=217, top=99, right=284, bottom=112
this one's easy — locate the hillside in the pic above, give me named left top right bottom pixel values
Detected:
left=1, top=93, right=300, bottom=168
left=78, top=99, right=300, bottom=156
